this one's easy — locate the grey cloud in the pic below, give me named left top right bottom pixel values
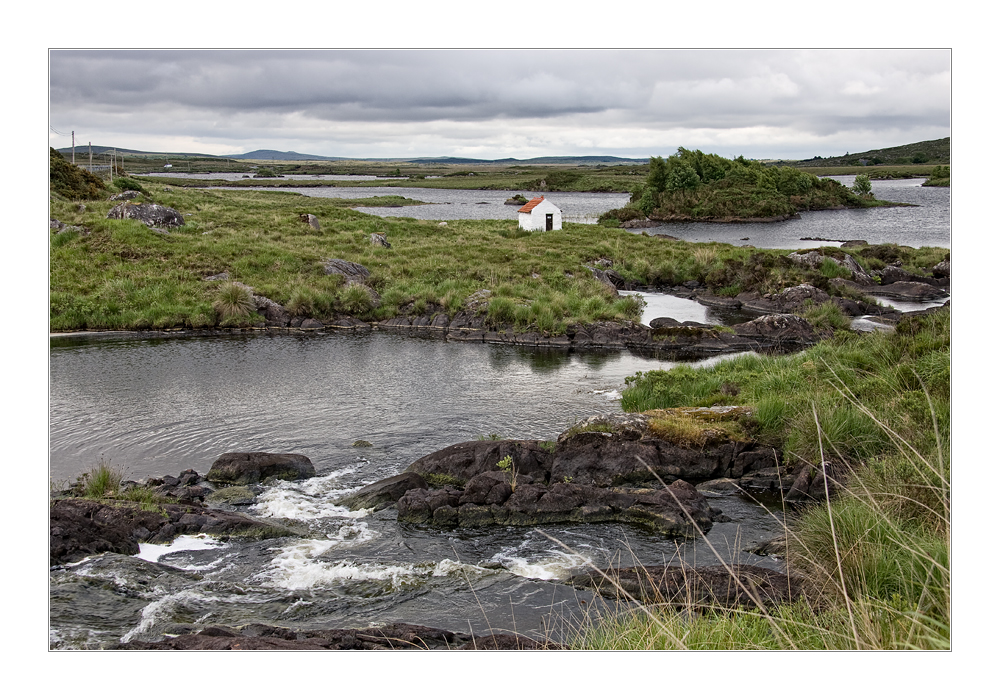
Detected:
left=49, top=49, right=950, bottom=159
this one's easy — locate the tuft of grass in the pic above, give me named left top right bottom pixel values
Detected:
left=213, top=281, right=255, bottom=320
left=76, top=458, right=125, bottom=499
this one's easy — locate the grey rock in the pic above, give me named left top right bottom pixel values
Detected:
left=109, top=190, right=142, bottom=201
left=299, top=213, right=321, bottom=231
left=107, top=202, right=185, bottom=228
left=370, top=233, right=391, bottom=248
left=323, top=259, right=371, bottom=283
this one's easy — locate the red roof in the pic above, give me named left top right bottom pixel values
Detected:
left=517, top=196, right=545, bottom=213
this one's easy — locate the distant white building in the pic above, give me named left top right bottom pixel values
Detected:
left=517, top=196, right=562, bottom=231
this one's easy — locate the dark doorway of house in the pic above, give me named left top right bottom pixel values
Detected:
left=546, top=213, right=553, bottom=231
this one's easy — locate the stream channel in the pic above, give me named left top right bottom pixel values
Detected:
left=50, top=177, right=949, bottom=648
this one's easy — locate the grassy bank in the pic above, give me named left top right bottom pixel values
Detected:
left=572, top=309, right=950, bottom=649
left=49, top=181, right=948, bottom=333
left=136, top=166, right=646, bottom=193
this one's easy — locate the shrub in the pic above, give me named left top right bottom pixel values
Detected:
left=112, top=176, right=148, bottom=194
left=49, top=148, right=108, bottom=200
left=851, top=174, right=873, bottom=198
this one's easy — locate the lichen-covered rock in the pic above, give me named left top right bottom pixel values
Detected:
left=206, top=452, right=315, bottom=485
left=107, top=202, right=184, bottom=227
left=299, top=213, right=321, bottom=230
left=108, top=190, right=142, bottom=201
left=731, top=314, right=818, bottom=344
left=323, top=259, right=371, bottom=283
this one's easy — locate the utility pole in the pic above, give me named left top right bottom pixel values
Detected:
left=88, top=142, right=92, bottom=171
left=71, top=131, right=75, bottom=164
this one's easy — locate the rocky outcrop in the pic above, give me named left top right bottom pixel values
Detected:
left=49, top=498, right=295, bottom=565
left=206, top=452, right=316, bottom=485
left=370, top=232, right=391, bottom=248
left=397, top=477, right=714, bottom=536
left=830, top=278, right=949, bottom=302
left=113, top=622, right=561, bottom=650
left=335, top=472, right=429, bottom=511
left=107, top=202, right=185, bottom=228
left=405, top=412, right=784, bottom=492
left=730, top=314, right=819, bottom=344
left=787, top=250, right=874, bottom=285
left=570, top=563, right=807, bottom=609
left=388, top=410, right=793, bottom=534
left=323, top=259, right=371, bottom=283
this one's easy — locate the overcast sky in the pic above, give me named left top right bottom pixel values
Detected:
left=49, top=49, right=950, bottom=161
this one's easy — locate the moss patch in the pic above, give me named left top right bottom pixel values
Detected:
left=643, top=407, right=753, bottom=448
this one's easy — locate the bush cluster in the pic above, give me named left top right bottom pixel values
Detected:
left=50, top=148, right=108, bottom=200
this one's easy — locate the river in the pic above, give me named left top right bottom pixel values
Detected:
left=50, top=317, right=789, bottom=648
left=49, top=176, right=950, bottom=648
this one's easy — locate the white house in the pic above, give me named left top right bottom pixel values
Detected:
left=517, top=196, right=562, bottom=231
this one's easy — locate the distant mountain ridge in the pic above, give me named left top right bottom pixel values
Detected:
left=54, top=146, right=646, bottom=165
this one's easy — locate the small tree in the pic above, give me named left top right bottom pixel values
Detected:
left=851, top=173, right=873, bottom=198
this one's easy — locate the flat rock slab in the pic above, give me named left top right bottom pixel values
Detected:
left=397, top=478, right=716, bottom=537
left=207, top=452, right=316, bottom=485
left=571, top=564, right=807, bottom=609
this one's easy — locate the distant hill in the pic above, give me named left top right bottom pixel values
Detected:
left=790, top=138, right=950, bottom=167
left=55, top=145, right=222, bottom=159
left=55, top=145, right=646, bottom=165
left=407, top=155, right=647, bottom=165
left=223, top=150, right=350, bottom=161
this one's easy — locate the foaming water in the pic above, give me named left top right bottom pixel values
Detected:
left=136, top=535, right=227, bottom=564
left=250, top=468, right=371, bottom=520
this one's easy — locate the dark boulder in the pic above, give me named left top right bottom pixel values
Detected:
left=459, top=471, right=513, bottom=506
left=406, top=440, right=554, bottom=485
left=107, top=202, right=184, bottom=228
left=396, top=487, right=464, bottom=523
left=206, top=452, right=316, bottom=485
left=336, top=472, right=429, bottom=511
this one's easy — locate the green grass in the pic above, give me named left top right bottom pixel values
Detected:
left=572, top=315, right=949, bottom=649
left=49, top=180, right=948, bottom=334
left=68, top=459, right=173, bottom=511
left=621, top=309, right=949, bottom=465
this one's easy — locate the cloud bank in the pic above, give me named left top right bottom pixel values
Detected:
left=49, top=49, right=950, bottom=160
